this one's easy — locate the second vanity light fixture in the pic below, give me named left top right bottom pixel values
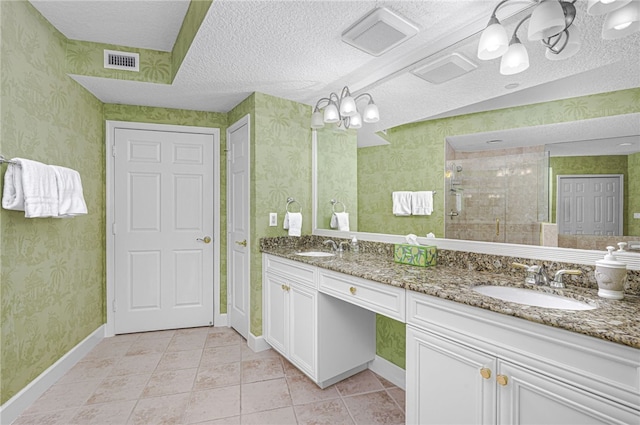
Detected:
left=310, top=86, right=380, bottom=130
left=478, top=0, right=640, bottom=75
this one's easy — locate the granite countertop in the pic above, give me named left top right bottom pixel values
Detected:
left=262, top=247, right=640, bottom=349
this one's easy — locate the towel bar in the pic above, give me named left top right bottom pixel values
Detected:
left=0, top=155, right=20, bottom=166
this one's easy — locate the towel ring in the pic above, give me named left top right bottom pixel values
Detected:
left=330, top=199, right=346, bottom=213
left=286, top=197, right=302, bottom=213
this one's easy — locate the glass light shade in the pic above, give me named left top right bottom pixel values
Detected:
left=587, top=0, right=631, bottom=16
left=602, top=1, right=640, bottom=39
left=545, top=26, right=581, bottom=60
left=362, top=103, right=380, bottom=123
left=500, top=42, right=529, bottom=75
left=323, top=103, right=340, bottom=123
left=528, top=0, right=567, bottom=41
left=477, top=21, right=509, bottom=60
left=310, top=110, right=324, bottom=128
left=339, top=95, right=357, bottom=117
left=349, top=113, right=363, bottom=129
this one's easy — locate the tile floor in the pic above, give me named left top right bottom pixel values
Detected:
left=14, top=326, right=405, bottom=425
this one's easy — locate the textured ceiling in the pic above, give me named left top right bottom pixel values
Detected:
left=30, top=0, right=640, bottom=136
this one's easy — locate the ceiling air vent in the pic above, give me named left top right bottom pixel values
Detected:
left=411, top=53, right=477, bottom=85
left=342, top=7, right=419, bottom=57
left=104, top=49, right=139, bottom=72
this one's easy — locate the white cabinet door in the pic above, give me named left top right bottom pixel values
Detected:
left=289, top=283, right=317, bottom=377
left=264, top=272, right=288, bottom=355
left=407, top=325, right=496, bottom=425
left=497, top=361, right=639, bottom=425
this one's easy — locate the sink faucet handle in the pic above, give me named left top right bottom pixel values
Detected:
left=338, top=241, right=349, bottom=252
left=551, top=269, right=582, bottom=288
left=512, top=262, right=530, bottom=270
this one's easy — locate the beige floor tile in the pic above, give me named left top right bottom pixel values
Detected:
left=184, top=386, right=241, bottom=424
left=83, top=340, right=133, bottom=361
left=13, top=408, right=79, bottom=425
left=157, top=349, right=203, bottom=371
left=167, top=333, right=208, bottom=352
left=87, top=373, right=151, bottom=404
left=197, top=416, right=240, bottom=425
left=241, top=357, right=284, bottom=383
left=142, top=368, right=197, bottom=398
left=205, top=330, right=245, bottom=348
left=240, top=345, right=281, bottom=361
left=201, top=344, right=242, bottom=367
left=335, top=370, right=384, bottom=397
left=194, top=362, right=241, bottom=390
left=386, top=387, right=405, bottom=412
left=56, top=358, right=115, bottom=384
left=241, top=377, right=292, bottom=415
left=342, top=390, right=405, bottom=425
left=373, top=373, right=397, bottom=389
left=286, top=375, right=340, bottom=406
left=241, top=406, right=297, bottom=424
left=176, top=326, right=211, bottom=336
left=109, top=333, right=141, bottom=343
left=24, top=380, right=102, bottom=414
left=110, top=352, right=163, bottom=376
left=281, top=358, right=305, bottom=377
left=70, top=399, right=136, bottom=424
left=127, top=393, right=190, bottom=425
left=294, top=399, right=355, bottom=425
left=126, top=337, right=171, bottom=356
left=137, top=329, right=176, bottom=340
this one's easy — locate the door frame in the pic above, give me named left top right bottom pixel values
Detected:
left=105, top=120, right=222, bottom=337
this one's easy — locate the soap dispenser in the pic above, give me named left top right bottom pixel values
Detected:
left=350, top=235, right=359, bottom=253
left=595, top=246, right=627, bottom=300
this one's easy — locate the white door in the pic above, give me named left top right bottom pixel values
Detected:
left=227, top=115, right=250, bottom=339
left=114, top=128, right=214, bottom=334
left=557, top=175, right=623, bottom=236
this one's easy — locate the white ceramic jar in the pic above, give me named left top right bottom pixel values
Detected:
left=594, top=246, right=627, bottom=300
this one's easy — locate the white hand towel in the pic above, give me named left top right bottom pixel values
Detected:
left=51, top=165, right=88, bottom=217
left=412, top=191, right=433, bottom=216
left=2, top=161, right=25, bottom=211
left=330, top=212, right=350, bottom=231
left=283, top=212, right=302, bottom=237
left=8, top=158, right=59, bottom=218
left=392, top=191, right=413, bottom=216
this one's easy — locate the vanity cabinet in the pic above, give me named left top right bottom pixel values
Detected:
left=406, top=291, right=640, bottom=425
left=263, top=254, right=375, bottom=388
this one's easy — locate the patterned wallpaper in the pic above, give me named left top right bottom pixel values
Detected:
left=0, top=1, right=105, bottom=404
left=171, top=0, right=212, bottom=81
left=630, top=153, right=640, bottom=236
left=316, top=127, right=358, bottom=231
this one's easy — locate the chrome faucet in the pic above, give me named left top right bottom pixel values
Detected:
left=513, top=262, right=582, bottom=288
left=323, top=240, right=338, bottom=251
left=338, top=241, right=350, bottom=252
left=550, top=269, right=582, bottom=288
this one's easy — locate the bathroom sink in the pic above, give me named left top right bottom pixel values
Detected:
left=296, top=251, right=335, bottom=257
left=473, top=285, right=596, bottom=311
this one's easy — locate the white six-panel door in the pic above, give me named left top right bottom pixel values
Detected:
left=113, top=128, right=215, bottom=334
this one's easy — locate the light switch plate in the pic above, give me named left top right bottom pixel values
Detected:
left=634, top=213, right=640, bottom=219
left=269, top=213, right=277, bottom=226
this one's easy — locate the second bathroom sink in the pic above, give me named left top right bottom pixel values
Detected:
left=473, top=285, right=596, bottom=311
left=296, top=251, right=335, bottom=257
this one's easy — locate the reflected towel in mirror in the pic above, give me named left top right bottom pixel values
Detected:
left=330, top=212, right=350, bottom=231
left=412, top=191, right=433, bottom=215
left=392, top=191, right=412, bottom=216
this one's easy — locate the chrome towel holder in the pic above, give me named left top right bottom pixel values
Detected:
left=286, top=197, right=302, bottom=213
left=0, top=155, right=19, bottom=166
left=330, top=199, right=347, bottom=213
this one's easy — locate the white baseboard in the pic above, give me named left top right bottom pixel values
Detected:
left=368, top=355, right=406, bottom=390
left=0, top=325, right=105, bottom=425
left=214, top=313, right=228, bottom=327
left=247, top=333, right=271, bottom=352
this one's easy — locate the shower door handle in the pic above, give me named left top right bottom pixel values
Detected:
left=496, top=218, right=500, bottom=237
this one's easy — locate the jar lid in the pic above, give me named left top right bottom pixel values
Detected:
left=596, top=246, right=626, bottom=269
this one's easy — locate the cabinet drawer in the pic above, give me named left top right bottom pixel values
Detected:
left=264, top=254, right=316, bottom=289
left=318, top=269, right=405, bottom=321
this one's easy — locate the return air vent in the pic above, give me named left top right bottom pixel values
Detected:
left=411, top=53, right=477, bottom=85
left=104, top=49, right=139, bottom=72
left=342, top=7, right=419, bottom=57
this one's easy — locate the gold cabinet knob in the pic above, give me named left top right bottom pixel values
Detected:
left=480, top=368, right=492, bottom=380
left=496, top=375, right=508, bottom=386
left=235, top=239, right=247, bottom=247
left=349, top=286, right=356, bottom=295
left=280, top=284, right=290, bottom=292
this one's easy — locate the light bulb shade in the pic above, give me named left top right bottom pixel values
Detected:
left=587, top=0, right=631, bottom=16
left=339, top=95, right=357, bottom=117
left=349, top=113, right=363, bottom=129
left=500, top=42, right=529, bottom=75
left=310, top=110, right=325, bottom=128
left=477, top=21, right=509, bottom=60
left=545, top=26, right=581, bottom=60
left=362, top=103, right=380, bottom=123
left=528, top=0, right=567, bottom=40
left=602, top=1, right=640, bottom=39
left=323, top=103, right=340, bottom=123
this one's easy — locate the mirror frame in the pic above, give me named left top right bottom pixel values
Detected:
left=311, top=131, right=640, bottom=270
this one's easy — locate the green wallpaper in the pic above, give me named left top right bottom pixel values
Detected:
left=171, top=0, right=212, bottom=81
left=376, top=315, right=406, bottom=369
left=549, top=155, right=629, bottom=234
left=1, top=1, right=105, bottom=404
left=316, top=127, right=358, bottom=231
left=630, top=153, right=640, bottom=236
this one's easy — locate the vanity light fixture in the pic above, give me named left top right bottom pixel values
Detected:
left=478, top=0, right=639, bottom=75
left=310, top=86, right=379, bottom=130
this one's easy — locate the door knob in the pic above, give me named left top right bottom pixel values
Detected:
left=236, top=240, right=247, bottom=247
left=197, top=236, right=212, bottom=244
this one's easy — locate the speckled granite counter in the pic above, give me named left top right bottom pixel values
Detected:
left=261, top=241, right=640, bottom=350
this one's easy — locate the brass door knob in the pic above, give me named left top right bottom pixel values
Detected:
left=496, top=375, right=508, bottom=386
left=349, top=286, right=357, bottom=295
left=480, top=368, right=492, bottom=380
left=197, top=236, right=212, bottom=244
left=235, top=240, right=247, bottom=247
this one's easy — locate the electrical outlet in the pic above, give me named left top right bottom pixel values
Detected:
left=634, top=213, right=640, bottom=219
left=269, top=213, right=277, bottom=226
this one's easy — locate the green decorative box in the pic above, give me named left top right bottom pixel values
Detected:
left=394, top=244, right=437, bottom=267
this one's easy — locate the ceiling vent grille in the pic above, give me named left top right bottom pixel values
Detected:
left=342, top=7, right=419, bottom=57
left=411, top=53, right=477, bottom=85
left=104, top=49, right=139, bottom=72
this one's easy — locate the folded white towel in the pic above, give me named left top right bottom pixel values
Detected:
left=51, top=165, right=88, bottom=217
left=283, top=212, right=302, bottom=237
left=412, top=191, right=433, bottom=216
left=6, top=159, right=59, bottom=218
left=330, top=212, right=350, bottom=231
left=2, top=161, right=25, bottom=211
left=392, top=191, right=412, bottom=216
